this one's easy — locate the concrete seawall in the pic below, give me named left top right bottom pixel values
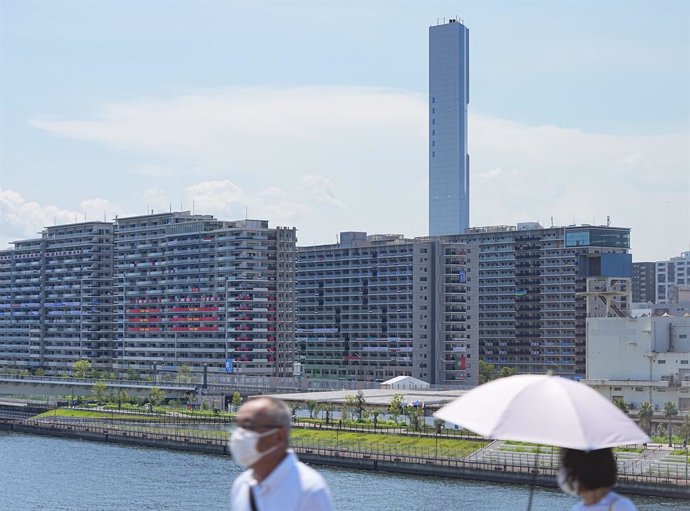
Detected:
left=5, top=422, right=226, bottom=456
left=298, top=452, right=690, bottom=499
left=3, top=421, right=688, bottom=500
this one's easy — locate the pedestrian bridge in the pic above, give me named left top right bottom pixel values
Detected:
left=0, top=375, right=196, bottom=399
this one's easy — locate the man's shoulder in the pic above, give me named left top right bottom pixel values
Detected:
left=294, top=459, right=329, bottom=490
left=232, top=469, right=254, bottom=490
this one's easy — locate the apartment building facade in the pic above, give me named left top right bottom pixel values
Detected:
left=0, top=213, right=296, bottom=377
left=114, top=212, right=296, bottom=377
left=632, top=262, right=656, bottom=303
left=655, top=251, right=690, bottom=304
left=296, top=233, right=478, bottom=385
left=0, top=222, right=114, bottom=373
left=441, top=223, right=632, bottom=379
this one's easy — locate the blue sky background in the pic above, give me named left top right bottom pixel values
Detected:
left=1, top=0, right=688, bottom=260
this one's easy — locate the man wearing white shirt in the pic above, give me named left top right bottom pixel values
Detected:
left=230, top=396, right=334, bottom=511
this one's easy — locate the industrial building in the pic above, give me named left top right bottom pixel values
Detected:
left=585, top=315, right=690, bottom=411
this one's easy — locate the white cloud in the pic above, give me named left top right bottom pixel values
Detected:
left=23, top=86, right=690, bottom=260
left=0, top=189, right=121, bottom=245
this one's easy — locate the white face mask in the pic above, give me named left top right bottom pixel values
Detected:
left=230, top=427, right=280, bottom=468
left=557, top=468, right=580, bottom=497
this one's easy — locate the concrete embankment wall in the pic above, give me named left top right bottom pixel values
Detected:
left=297, top=453, right=690, bottom=500
left=4, top=421, right=688, bottom=500
left=4, top=422, right=226, bottom=456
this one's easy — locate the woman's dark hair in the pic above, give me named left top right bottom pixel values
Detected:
left=560, top=448, right=617, bottom=490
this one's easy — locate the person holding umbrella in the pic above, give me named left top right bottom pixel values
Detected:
left=434, top=374, right=649, bottom=511
left=558, top=447, right=637, bottom=511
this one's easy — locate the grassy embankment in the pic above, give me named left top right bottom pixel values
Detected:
left=28, top=408, right=487, bottom=458
left=290, top=428, right=487, bottom=458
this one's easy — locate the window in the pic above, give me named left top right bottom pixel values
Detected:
left=658, top=360, right=666, bottom=364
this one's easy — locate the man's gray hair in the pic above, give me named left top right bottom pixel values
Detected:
left=258, top=397, right=292, bottom=429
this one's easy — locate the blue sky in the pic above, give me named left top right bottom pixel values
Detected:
left=1, top=0, right=688, bottom=260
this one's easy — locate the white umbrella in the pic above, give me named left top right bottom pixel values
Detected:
left=434, top=374, right=649, bottom=450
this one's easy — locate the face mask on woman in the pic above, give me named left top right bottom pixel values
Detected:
left=557, top=467, right=580, bottom=497
left=230, top=427, right=280, bottom=468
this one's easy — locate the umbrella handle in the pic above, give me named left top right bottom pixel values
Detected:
left=526, top=449, right=539, bottom=511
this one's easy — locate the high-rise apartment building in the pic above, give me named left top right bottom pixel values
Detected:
left=114, top=212, right=296, bottom=377
left=0, top=222, right=114, bottom=373
left=655, top=252, right=690, bottom=304
left=429, top=18, right=470, bottom=236
left=632, top=262, right=656, bottom=303
left=442, top=223, right=632, bottom=379
left=0, top=213, right=296, bottom=377
left=296, top=233, right=478, bottom=385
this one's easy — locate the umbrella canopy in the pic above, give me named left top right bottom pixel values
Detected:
left=434, top=374, right=649, bottom=450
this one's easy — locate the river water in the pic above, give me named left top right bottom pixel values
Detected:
left=0, top=432, right=684, bottom=511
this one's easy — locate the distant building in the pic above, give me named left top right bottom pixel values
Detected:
left=632, top=262, right=656, bottom=303
left=655, top=251, right=690, bottom=304
left=381, top=375, right=430, bottom=390
left=585, top=315, right=690, bottom=411
left=0, top=222, right=114, bottom=373
left=429, top=18, right=470, bottom=236
left=441, top=223, right=632, bottom=379
left=0, top=213, right=296, bottom=378
left=114, top=212, right=296, bottom=377
left=296, top=233, right=479, bottom=386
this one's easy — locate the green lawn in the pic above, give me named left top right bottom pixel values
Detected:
left=32, top=408, right=168, bottom=421
left=290, top=428, right=486, bottom=458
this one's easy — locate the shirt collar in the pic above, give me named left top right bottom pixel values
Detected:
left=255, top=449, right=297, bottom=495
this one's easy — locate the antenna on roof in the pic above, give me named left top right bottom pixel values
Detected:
left=607, top=215, right=611, bottom=227
left=245, top=205, right=248, bottom=220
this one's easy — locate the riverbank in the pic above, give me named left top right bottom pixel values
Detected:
left=2, top=419, right=688, bottom=500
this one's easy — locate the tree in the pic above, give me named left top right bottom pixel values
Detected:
left=664, top=401, right=678, bottom=446
left=117, top=389, right=129, bottom=409
left=638, top=402, right=653, bottom=435
left=388, top=394, right=404, bottom=423
left=613, top=397, right=628, bottom=414
left=497, top=366, right=516, bottom=379
left=306, top=400, right=318, bottom=419
left=479, top=360, right=495, bottom=384
left=342, top=395, right=357, bottom=422
left=73, top=359, right=91, bottom=379
left=405, top=404, right=423, bottom=431
left=231, top=391, right=242, bottom=412
left=127, top=369, right=140, bottom=381
left=353, top=390, right=366, bottom=421
left=434, top=418, right=445, bottom=434
left=148, top=387, right=165, bottom=408
left=678, top=414, right=690, bottom=446
left=92, top=380, right=108, bottom=404
left=34, top=368, right=45, bottom=377
left=321, top=402, right=334, bottom=425
left=371, top=409, right=380, bottom=428
left=175, top=364, right=193, bottom=384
